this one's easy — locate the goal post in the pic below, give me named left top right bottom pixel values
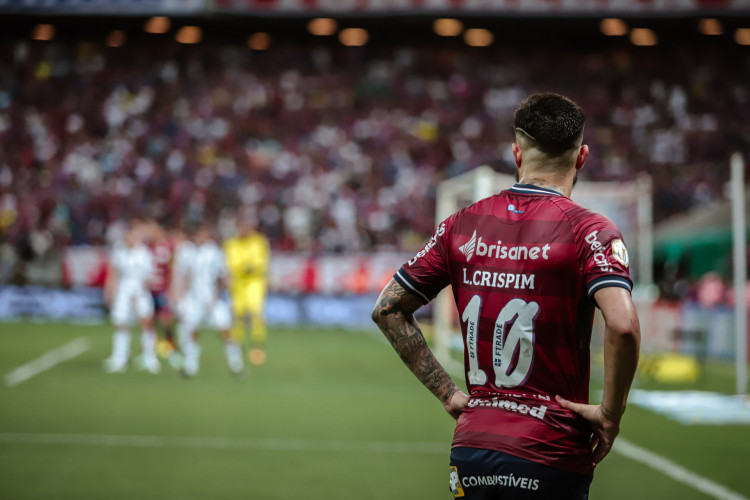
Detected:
left=432, top=166, right=654, bottom=366
left=433, top=166, right=504, bottom=362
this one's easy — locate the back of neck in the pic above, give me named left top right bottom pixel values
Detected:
left=517, top=175, right=571, bottom=198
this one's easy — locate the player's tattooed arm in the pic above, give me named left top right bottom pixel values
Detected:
left=371, top=279, right=460, bottom=408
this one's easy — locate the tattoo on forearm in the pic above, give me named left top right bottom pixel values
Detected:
left=372, top=280, right=457, bottom=405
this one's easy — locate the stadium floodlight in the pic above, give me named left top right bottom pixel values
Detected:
left=175, top=27, right=202, bottom=45
left=630, top=28, right=658, bottom=46
left=248, top=32, right=271, bottom=50
left=735, top=28, right=750, bottom=45
left=31, top=24, right=55, bottom=41
left=600, top=18, right=628, bottom=37
left=339, top=28, right=368, bottom=47
left=106, top=30, right=126, bottom=48
left=698, top=18, right=723, bottom=36
left=464, top=28, right=493, bottom=47
left=144, top=17, right=170, bottom=34
left=308, top=18, right=337, bottom=36
left=434, top=18, right=463, bottom=37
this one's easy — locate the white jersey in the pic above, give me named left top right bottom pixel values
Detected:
left=110, top=244, right=154, bottom=325
left=173, top=240, right=197, bottom=289
left=180, top=241, right=228, bottom=303
left=176, top=240, right=232, bottom=331
left=111, top=244, right=154, bottom=297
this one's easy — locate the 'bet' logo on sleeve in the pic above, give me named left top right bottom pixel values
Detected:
left=584, top=230, right=614, bottom=272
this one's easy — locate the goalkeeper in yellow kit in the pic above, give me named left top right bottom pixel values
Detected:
left=224, top=217, right=271, bottom=365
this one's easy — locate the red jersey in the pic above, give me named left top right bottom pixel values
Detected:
left=148, top=239, right=174, bottom=294
left=394, top=183, right=632, bottom=476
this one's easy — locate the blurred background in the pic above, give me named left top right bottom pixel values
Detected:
left=0, top=1, right=749, bottom=499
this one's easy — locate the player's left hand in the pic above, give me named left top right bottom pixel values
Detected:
left=555, top=395, right=621, bottom=465
left=443, top=390, right=469, bottom=420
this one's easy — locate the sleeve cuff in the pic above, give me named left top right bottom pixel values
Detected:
left=393, top=267, right=432, bottom=305
left=587, top=275, right=633, bottom=298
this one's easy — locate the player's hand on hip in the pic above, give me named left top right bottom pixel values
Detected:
left=555, top=395, right=620, bottom=465
left=444, top=390, right=470, bottom=420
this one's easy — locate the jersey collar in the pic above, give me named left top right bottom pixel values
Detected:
left=510, top=183, right=565, bottom=197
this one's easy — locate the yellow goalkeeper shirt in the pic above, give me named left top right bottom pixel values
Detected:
left=224, top=233, right=270, bottom=288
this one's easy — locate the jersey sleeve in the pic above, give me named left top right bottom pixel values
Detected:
left=393, top=217, right=453, bottom=305
left=573, top=212, right=633, bottom=300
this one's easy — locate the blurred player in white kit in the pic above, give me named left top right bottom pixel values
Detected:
left=172, top=224, right=244, bottom=377
left=103, top=221, right=161, bottom=374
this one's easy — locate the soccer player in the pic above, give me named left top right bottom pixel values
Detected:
left=224, top=215, right=270, bottom=365
left=103, top=221, right=161, bottom=374
left=143, top=219, right=177, bottom=360
left=372, top=93, right=640, bottom=499
left=174, top=224, right=244, bottom=377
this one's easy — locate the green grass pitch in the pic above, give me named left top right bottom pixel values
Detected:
left=0, top=321, right=748, bottom=499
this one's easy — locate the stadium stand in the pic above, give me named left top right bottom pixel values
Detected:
left=0, top=35, right=748, bottom=280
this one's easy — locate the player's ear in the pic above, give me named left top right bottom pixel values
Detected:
left=575, top=144, right=589, bottom=170
left=512, top=142, right=523, bottom=169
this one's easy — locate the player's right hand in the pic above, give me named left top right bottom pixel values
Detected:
left=555, top=395, right=620, bottom=465
left=443, top=390, right=470, bottom=420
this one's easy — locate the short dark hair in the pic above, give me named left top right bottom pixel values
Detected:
left=513, top=93, right=585, bottom=156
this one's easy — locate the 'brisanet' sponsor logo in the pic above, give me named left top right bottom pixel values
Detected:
left=459, top=231, right=477, bottom=261
left=458, top=230, right=551, bottom=263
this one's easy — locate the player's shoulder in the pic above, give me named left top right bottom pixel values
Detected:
left=253, top=233, right=270, bottom=246
left=223, top=236, right=238, bottom=248
left=136, top=244, right=154, bottom=261
left=548, top=197, right=625, bottom=255
left=443, top=193, right=498, bottom=228
left=552, top=197, right=620, bottom=233
left=207, top=241, right=226, bottom=257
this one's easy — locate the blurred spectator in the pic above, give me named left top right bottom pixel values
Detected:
left=696, top=272, right=726, bottom=308
left=0, top=40, right=748, bottom=261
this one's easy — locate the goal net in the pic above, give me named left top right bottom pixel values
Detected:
left=432, top=166, right=655, bottom=365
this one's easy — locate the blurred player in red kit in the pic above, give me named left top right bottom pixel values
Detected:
left=143, top=219, right=177, bottom=361
left=372, top=93, right=641, bottom=499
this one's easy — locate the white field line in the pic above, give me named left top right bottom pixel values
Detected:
left=1, top=432, right=747, bottom=500
left=0, top=433, right=447, bottom=455
left=614, top=438, right=749, bottom=500
left=332, top=332, right=749, bottom=499
left=3, top=337, right=90, bottom=388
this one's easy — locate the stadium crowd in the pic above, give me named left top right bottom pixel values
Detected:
left=0, top=39, right=748, bottom=273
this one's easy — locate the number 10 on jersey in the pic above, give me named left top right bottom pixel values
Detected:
left=461, top=295, right=540, bottom=389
